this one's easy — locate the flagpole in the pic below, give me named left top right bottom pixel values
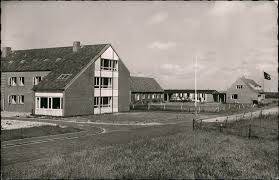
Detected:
left=195, top=56, right=197, bottom=117
left=263, top=70, right=265, bottom=92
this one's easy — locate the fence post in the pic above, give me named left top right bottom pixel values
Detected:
left=148, top=104, right=150, bottom=110
left=181, top=104, right=182, bottom=111
left=164, top=104, right=166, bottom=110
left=248, top=124, right=251, bottom=139
left=132, top=104, right=134, bottom=109
left=220, top=123, right=223, bottom=132
left=199, top=106, right=201, bottom=113
left=193, top=118, right=195, bottom=130
left=229, top=104, right=230, bottom=109
left=225, top=116, right=228, bottom=128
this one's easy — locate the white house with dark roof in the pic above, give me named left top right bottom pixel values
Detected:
left=1, top=41, right=130, bottom=116
left=226, top=76, right=264, bottom=104
left=130, top=76, right=164, bottom=104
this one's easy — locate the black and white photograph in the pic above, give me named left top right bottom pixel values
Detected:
left=1, top=1, right=278, bottom=179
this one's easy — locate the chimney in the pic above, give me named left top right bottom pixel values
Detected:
left=73, top=41, right=81, bottom=52
left=1, top=47, right=12, bottom=58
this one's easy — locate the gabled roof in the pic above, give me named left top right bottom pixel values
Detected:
left=240, top=77, right=263, bottom=93
left=164, top=89, right=218, bottom=94
left=130, top=76, right=163, bottom=93
left=1, top=44, right=109, bottom=90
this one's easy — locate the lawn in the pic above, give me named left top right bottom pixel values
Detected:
left=1, top=125, right=81, bottom=141
left=2, top=115, right=278, bottom=179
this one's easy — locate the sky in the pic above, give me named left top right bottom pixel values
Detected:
left=1, top=1, right=278, bottom=91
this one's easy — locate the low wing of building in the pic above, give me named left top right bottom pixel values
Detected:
left=164, top=89, right=220, bottom=102
left=130, top=76, right=164, bottom=103
left=1, top=42, right=130, bottom=116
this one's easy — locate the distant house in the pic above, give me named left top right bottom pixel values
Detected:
left=130, top=76, right=164, bottom=104
left=226, top=76, right=264, bottom=104
left=164, top=89, right=220, bottom=102
left=1, top=41, right=130, bottom=116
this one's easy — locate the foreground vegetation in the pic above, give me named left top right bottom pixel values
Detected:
left=2, top=115, right=278, bottom=179
left=1, top=125, right=81, bottom=141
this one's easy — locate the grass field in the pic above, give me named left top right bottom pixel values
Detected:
left=1, top=125, right=81, bottom=141
left=196, top=114, right=278, bottom=140
left=2, top=114, right=278, bottom=179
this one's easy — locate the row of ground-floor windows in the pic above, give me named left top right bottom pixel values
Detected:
left=36, top=97, right=63, bottom=109
left=8, top=95, right=24, bottom=104
left=94, top=96, right=112, bottom=108
left=135, top=94, right=163, bottom=101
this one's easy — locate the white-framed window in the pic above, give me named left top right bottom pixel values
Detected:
left=19, top=77, right=24, bottom=86
left=9, top=95, right=17, bottom=104
left=18, top=95, right=24, bottom=104
left=152, top=94, right=155, bottom=99
left=161, top=94, right=164, bottom=99
left=33, top=76, right=42, bottom=85
left=9, top=77, right=17, bottom=86
left=57, top=74, right=72, bottom=80
left=101, top=58, right=118, bottom=71
left=94, top=77, right=100, bottom=88
left=101, top=97, right=112, bottom=107
left=136, top=94, right=140, bottom=101
left=94, top=97, right=100, bottom=108
left=36, top=97, right=63, bottom=109
left=101, top=77, right=112, bottom=88
left=236, top=85, right=243, bottom=89
left=231, top=94, right=238, bottom=99
left=113, top=60, right=118, bottom=71
left=142, top=94, right=145, bottom=100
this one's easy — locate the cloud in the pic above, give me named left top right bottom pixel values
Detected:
left=148, top=12, right=168, bottom=24
left=148, top=41, right=176, bottom=50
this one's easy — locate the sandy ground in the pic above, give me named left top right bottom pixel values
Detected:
left=1, top=111, right=31, bottom=118
left=1, top=120, right=57, bottom=130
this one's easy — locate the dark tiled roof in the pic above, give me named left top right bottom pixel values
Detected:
left=1, top=44, right=109, bottom=90
left=164, top=89, right=218, bottom=94
left=240, top=77, right=263, bottom=93
left=130, top=76, right=163, bottom=93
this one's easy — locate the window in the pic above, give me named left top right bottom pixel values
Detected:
left=113, top=61, right=118, bottom=71
left=36, top=97, right=63, bottom=109
left=57, top=74, right=72, bottom=80
left=36, top=97, right=40, bottom=108
left=136, top=94, right=140, bottom=101
left=101, top=59, right=112, bottom=70
left=33, top=76, right=42, bottom=85
left=9, top=77, right=17, bottom=86
left=52, top=98, right=61, bottom=109
left=94, top=77, right=100, bottom=88
left=231, top=94, right=238, bottom=99
left=18, top=95, right=24, bottom=104
left=152, top=94, right=155, bottom=99
left=101, top=77, right=112, bottom=88
left=19, top=77, right=24, bottom=86
left=9, top=95, right=17, bottom=104
left=40, top=97, right=48, bottom=108
left=101, top=97, right=112, bottom=107
left=142, top=94, right=145, bottom=100
left=236, top=85, right=243, bottom=89
left=94, top=97, right=100, bottom=108
left=101, top=58, right=118, bottom=71
left=161, top=94, right=164, bottom=99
